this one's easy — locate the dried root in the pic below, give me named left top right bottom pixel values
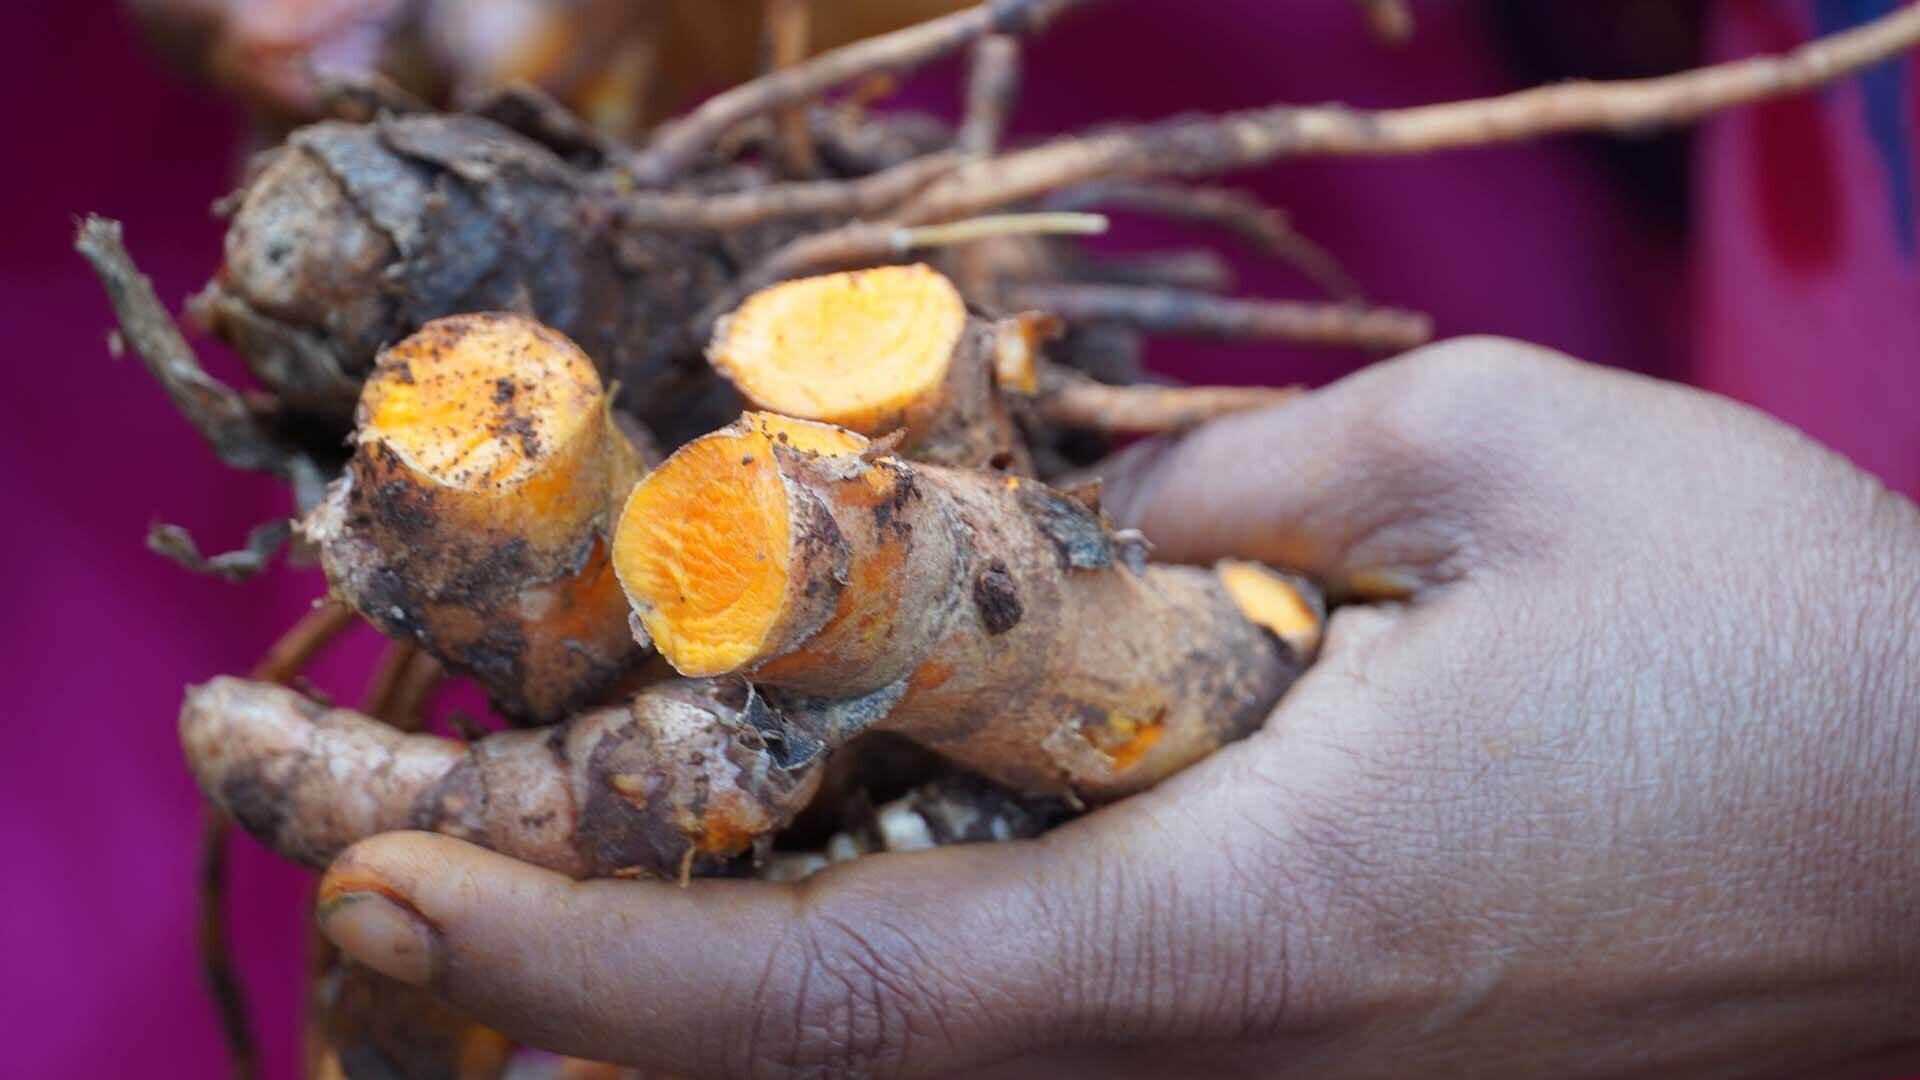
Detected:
left=1006, top=282, right=1431, bottom=350
left=957, top=34, right=1022, bottom=156
left=75, top=217, right=299, bottom=478
left=303, top=314, right=645, bottom=724
left=614, top=413, right=1323, bottom=799
left=890, top=5, right=1920, bottom=223
left=625, top=0, right=1093, bottom=184
left=183, top=676, right=824, bottom=880
left=1027, top=365, right=1301, bottom=436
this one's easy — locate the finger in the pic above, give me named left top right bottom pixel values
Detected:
left=1095, top=336, right=1602, bottom=597
left=318, top=768, right=1330, bottom=1079
left=318, top=829, right=1086, bottom=1076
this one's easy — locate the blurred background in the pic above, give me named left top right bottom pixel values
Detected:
left=3, top=1, right=1914, bottom=1076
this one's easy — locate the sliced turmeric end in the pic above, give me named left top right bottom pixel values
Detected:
left=991, top=311, right=1058, bottom=396
left=362, top=313, right=602, bottom=495
left=613, top=413, right=864, bottom=676
left=1218, top=560, right=1322, bottom=657
left=1096, top=714, right=1166, bottom=773
left=711, top=264, right=968, bottom=432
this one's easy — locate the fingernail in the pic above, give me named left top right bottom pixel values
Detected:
left=1345, top=567, right=1423, bottom=601
left=318, top=892, right=437, bottom=987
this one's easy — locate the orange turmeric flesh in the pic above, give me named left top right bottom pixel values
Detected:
left=709, top=263, right=968, bottom=432
left=613, top=413, right=865, bottom=676
left=361, top=315, right=603, bottom=496
left=1217, top=560, right=1324, bottom=658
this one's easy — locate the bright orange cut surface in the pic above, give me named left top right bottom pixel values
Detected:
left=1217, top=561, right=1321, bottom=655
left=363, top=314, right=601, bottom=493
left=613, top=414, right=865, bottom=675
left=711, top=264, right=968, bottom=432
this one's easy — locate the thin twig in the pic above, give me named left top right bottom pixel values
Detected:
left=614, top=151, right=959, bottom=230
left=75, top=217, right=293, bottom=478
left=957, top=34, right=1022, bottom=155
left=1032, top=365, right=1302, bottom=434
left=1351, top=0, right=1414, bottom=45
left=626, top=0, right=1096, bottom=184
left=1045, top=179, right=1362, bottom=300
left=703, top=212, right=1108, bottom=331
left=1008, top=282, right=1432, bottom=350
left=894, top=5, right=1920, bottom=222
left=251, top=602, right=357, bottom=684
left=197, top=814, right=255, bottom=1080
left=765, top=0, right=818, bottom=176
left=906, top=212, right=1107, bottom=247
left=1068, top=249, right=1236, bottom=294
left=200, top=602, right=355, bottom=1080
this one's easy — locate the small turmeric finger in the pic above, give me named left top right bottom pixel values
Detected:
left=615, top=413, right=1322, bottom=799
left=181, top=676, right=824, bottom=879
left=709, top=264, right=1030, bottom=468
left=303, top=313, right=646, bottom=724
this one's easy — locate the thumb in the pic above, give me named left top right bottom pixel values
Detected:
left=316, top=830, right=1080, bottom=1076
left=1096, top=336, right=1596, bottom=599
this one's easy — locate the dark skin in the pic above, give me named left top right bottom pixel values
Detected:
left=317, top=337, right=1920, bottom=1078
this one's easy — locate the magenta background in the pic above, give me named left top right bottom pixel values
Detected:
left=3, top=3, right=1913, bottom=1077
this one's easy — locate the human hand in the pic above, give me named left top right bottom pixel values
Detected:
left=315, top=338, right=1920, bottom=1078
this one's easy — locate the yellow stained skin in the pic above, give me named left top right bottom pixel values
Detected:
left=1217, top=560, right=1323, bottom=657
left=711, top=264, right=968, bottom=431
left=614, top=414, right=865, bottom=675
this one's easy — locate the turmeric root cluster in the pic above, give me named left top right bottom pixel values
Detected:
left=182, top=265, right=1322, bottom=890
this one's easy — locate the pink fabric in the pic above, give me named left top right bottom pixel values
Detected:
left=2, top=2, right=1909, bottom=1077
left=1694, top=2, right=1920, bottom=492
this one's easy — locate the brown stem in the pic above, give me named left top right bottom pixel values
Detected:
left=1045, top=180, right=1362, bottom=300
left=894, top=5, right=1920, bottom=222
left=1007, top=282, right=1432, bottom=350
left=250, top=603, right=357, bottom=684
left=957, top=34, right=1022, bottom=155
left=360, top=643, right=418, bottom=723
left=615, top=150, right=959, bottom=230
left=1033, top=364, right=1301, bottom=434
left=765, top=0, right=818, bottom=176
left=626, top=0, right=1096, bottom=184
left=201, top=602, right=354, bottom=1080
left=385, top=653, right=445, bottom=732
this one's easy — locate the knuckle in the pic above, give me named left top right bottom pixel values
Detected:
left=733, top=906, right=949, bottom=1078
left=1347, top=336, right=1587, bottom=565
left=1369, top=336, right=1573, bottom=462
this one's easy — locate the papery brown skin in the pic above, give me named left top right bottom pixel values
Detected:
left=195, top=112, right=734, bottom=437
left=182, top=676, right=824, bottom=879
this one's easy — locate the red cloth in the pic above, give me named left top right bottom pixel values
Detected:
left=2, top=3, right=1910, bottom=1076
